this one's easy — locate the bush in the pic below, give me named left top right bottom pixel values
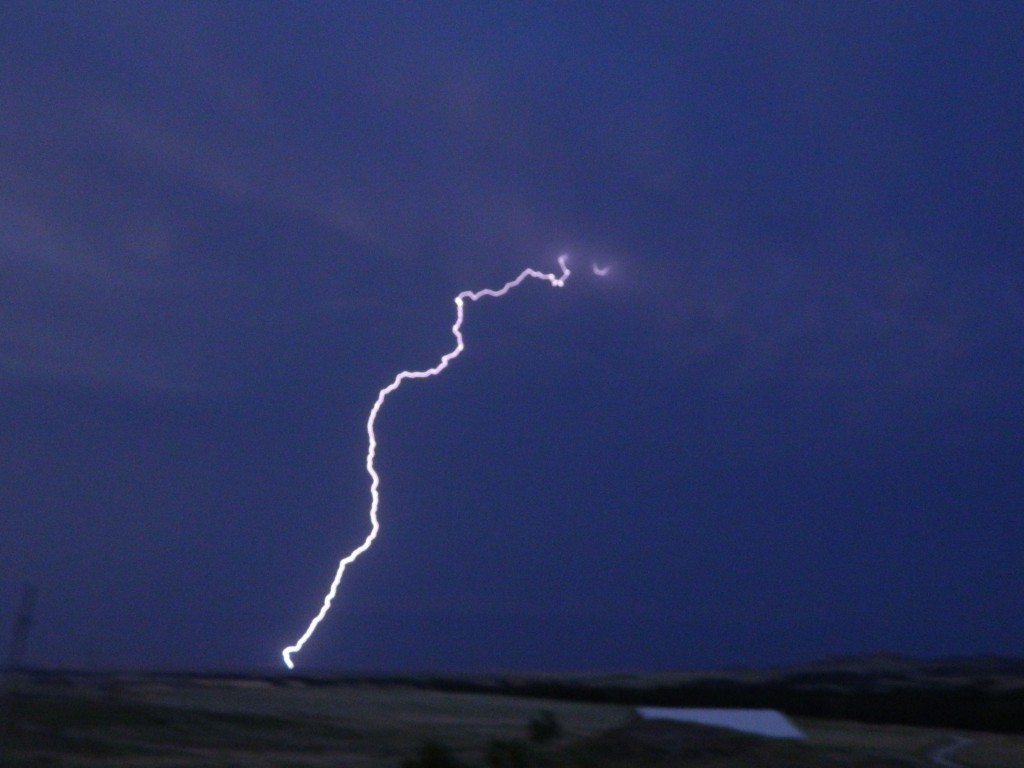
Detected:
left=527, top=710, right=561, bottom=744
left=401, top=738, right=466, bottom=768
left=486, top=738, right=530, bottom=768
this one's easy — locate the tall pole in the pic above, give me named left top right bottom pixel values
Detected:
left=2, top=583, right=37, bottom=748
left=6, top=583, right=36, bottom=674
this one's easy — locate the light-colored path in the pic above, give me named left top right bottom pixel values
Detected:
left=930, top=736, right=975, bottom=767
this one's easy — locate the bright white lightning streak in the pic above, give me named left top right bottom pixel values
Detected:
left=282, top=255, right=571, bottom=669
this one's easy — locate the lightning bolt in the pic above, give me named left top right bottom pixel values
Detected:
left=282, top=255, right=572, bottom=669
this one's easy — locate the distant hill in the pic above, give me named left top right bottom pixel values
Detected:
left=15, top=653, right=1024, bottom=734
left=384, top=653, right=1024, bottom=734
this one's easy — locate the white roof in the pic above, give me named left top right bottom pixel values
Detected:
left=636, top=707, right=805, bottom=739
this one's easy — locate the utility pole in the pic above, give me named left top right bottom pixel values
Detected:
left=2, top=583, right=37, bottom=749
left=6, top=583, right=36, bottom=673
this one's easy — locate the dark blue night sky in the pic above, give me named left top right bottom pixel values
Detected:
left=2, top=2, right=1022, bottom=673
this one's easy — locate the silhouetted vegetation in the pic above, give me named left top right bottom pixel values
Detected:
left=527, top=709, right=562, bottom=743
left=485, top=738, right=530, bottom=768
left=402, top=739, right=468, bottom=768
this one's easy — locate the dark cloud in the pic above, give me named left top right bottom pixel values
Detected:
left=2, top=2, right=1022, bottom=671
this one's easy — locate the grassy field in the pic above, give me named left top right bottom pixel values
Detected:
left=799, top=716, right=1024, bottom=768
left=3, top=676, right=1022, bottom=767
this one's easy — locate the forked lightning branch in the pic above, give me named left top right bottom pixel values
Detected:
left=282, top=256, right=575, bottom=669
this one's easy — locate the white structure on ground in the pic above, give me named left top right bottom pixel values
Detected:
left=636, top=707, right=806, bottom=739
